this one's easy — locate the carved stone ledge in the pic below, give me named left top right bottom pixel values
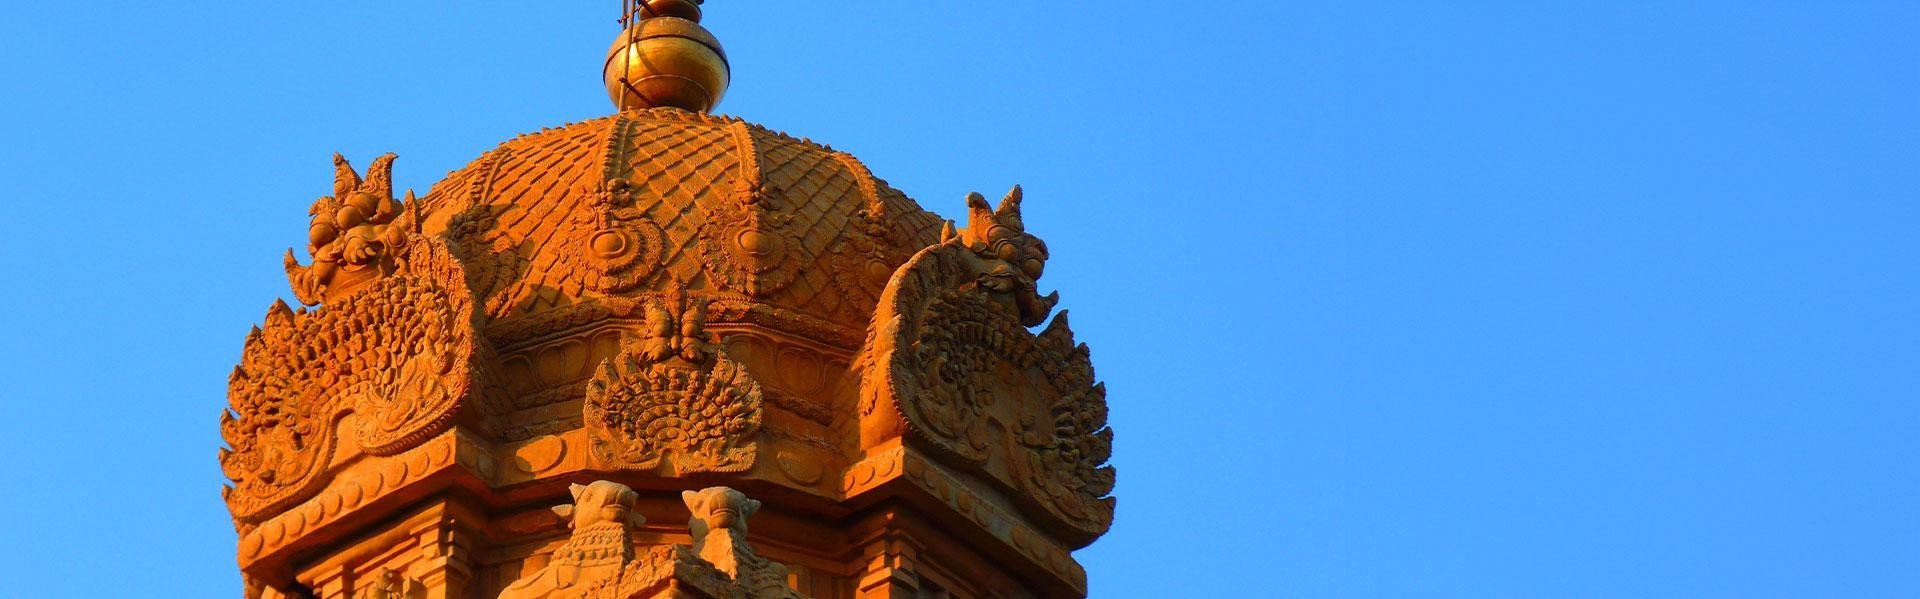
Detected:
left=238, top=429, right=497, bottom=570
left=839, top=445, right=1088, bottom=595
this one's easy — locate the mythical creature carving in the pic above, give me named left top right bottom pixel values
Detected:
left=500, top=481, right=667, bottom=599
left=678, top=486, right=805, bottom=599
left=857, top=186, right=1115, bottom=545
left=955, top=185, right=1057, bottom=326
left=221, top=238, right=482, bottom=523
left=585, top=294, right=763, bottom=475
left=497, top=482, right=806, bottom=599
left=286, top=153, right=418, bottom=305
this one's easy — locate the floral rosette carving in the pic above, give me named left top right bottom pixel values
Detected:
left=858, top=187, right=1114, bottom=544
left=221, top=238, right=482, bottom=524
left=585, top=294, right=762, bottom=475
left=570, top=177, right=666, bottom=293
left=696, top=122, right=801, bottom=296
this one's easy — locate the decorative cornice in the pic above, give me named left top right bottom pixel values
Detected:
left=236, top=429, right=497, bottom=568
left=840, top=445, right=1088, bottom=595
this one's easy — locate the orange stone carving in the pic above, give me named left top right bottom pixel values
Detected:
left=220, top=5, right=1113, bottom=598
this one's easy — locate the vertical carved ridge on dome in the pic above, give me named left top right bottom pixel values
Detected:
left=468, top=148, right=509, bottom=211
left=691, top=119, right=800, bottom=297
left=447, top=148, right=518, bottom=317
left=566, top=116, right=667, bottom=295
left=724, top=119, right=763, bottom=204
left=830, top=151, right=886, bottom=224
left=599, top=115, right=637, bottom=183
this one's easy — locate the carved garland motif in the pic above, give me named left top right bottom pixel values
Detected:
left=859, top=187, right=1115, bottom=542
left=568, top=177, right=666, bottom=294
left=827, top=150, right=922, bottom=307
left=695, top=121, right=801, bottom=296
left=222, top=236, right=482, bottom=523
left=584, top=293, right=762, bottom=475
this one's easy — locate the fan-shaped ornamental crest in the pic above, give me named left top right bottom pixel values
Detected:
left=221, top=172, right=486, bottom=521
left=584, top=292, right=764, bottom=475
left=859, top=187, right=1116, bottom=545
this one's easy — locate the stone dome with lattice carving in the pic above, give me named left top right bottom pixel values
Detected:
left=234, top=104, right=957, bottom=520
left=424, top=107, right=947, bottom=335
left=223, top=9, right=1112, bottom=597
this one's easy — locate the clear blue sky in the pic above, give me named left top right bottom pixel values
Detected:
left=1, top=2, right=1914, bottom=597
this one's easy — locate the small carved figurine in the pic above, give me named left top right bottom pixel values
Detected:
left=950, top=185, right=1058, bottom=326
left=495, top=482, right=808, bottom=599
left=499, top=481, right=650, bottom=599
left=285, top=153, right=413, bottom=305
left=679, top=487, right=804, bottom=599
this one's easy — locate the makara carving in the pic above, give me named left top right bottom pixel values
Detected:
left=585, top=293, right=764, bottom=475
left=286, top=153, right=419, bottom=306
left=859, top=186, right=1116, bottom=544
left=956, top=185, right=1058, bottom=327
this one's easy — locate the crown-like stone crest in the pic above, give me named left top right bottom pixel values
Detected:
left=584, top=293, right=764, bottom=475
left=222, top=237, right=485, bottom=523
left=859, top=187, right=1115, bottom=545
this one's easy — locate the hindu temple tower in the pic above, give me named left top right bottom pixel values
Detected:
left=218, top=3, right=1115, bottom=597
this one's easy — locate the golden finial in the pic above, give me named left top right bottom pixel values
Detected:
left=604, top=0, right=730, bottom=112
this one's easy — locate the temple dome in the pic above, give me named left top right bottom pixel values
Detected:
left=413, top=107, right=947, bottom=344
left=225, top=7, right=1113, bottom=595
left=230, top=50, right=1108, bottom=599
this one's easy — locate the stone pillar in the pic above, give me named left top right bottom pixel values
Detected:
left=408, top=509, right=479, bottom=599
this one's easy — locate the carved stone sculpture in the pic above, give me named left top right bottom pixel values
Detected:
left=679, top=487, right=800, bottom=598
left=223, top=7, right=1114, bottom=597
left=584, top=293, right=763, bottom=475
left=285, top=153, right=418, bottom=306
left=497, top=482, right=806, bottom=599
left=500, top=481, right=660, bottom=599
left=956, top=186, right=1058, bottom=326
left=221, top=234, right=483, bottom=522
left=859, top=187, right=1116, bottom=544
